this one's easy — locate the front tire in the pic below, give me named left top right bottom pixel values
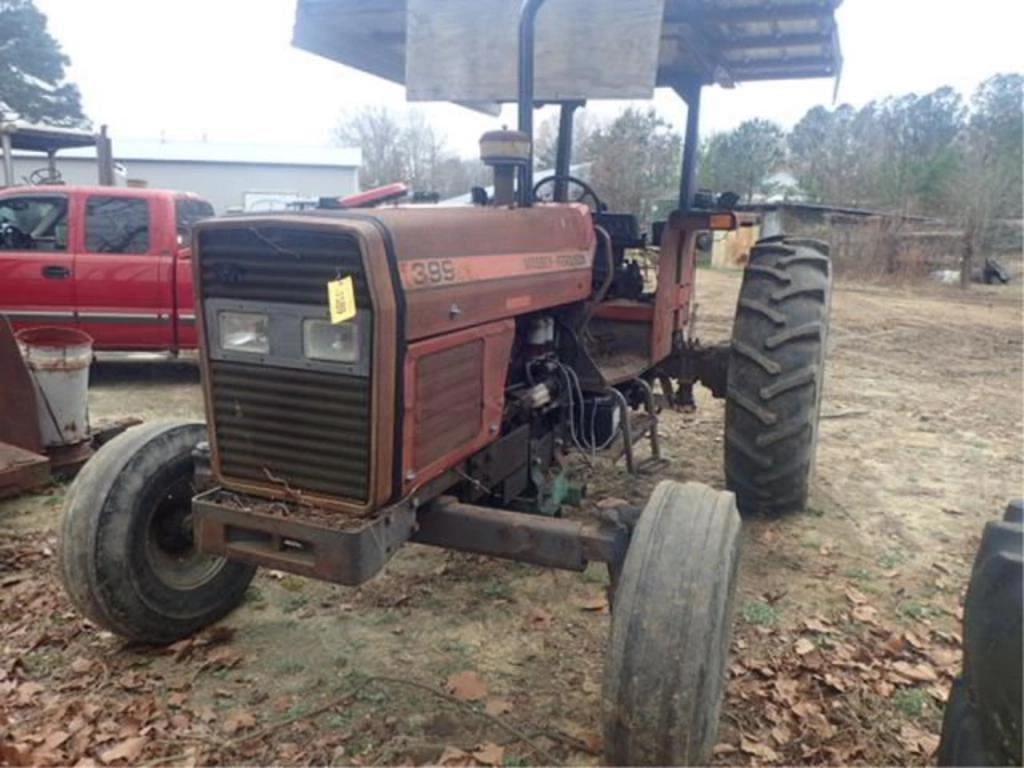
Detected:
left=602, top=481, right=741, bottom=765
left=725, top=236, right=832, bottom=515
left=59, top=420, right=255, bottom=644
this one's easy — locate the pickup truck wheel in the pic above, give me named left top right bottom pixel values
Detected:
left=602, top=481, right=741, bottom=766
left=725, top=236, right=832, bottom=516
left=59, top=420, right=255, bottom=644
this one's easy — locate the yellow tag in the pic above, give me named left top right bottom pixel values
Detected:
left=327, top=276, right=357, bottom=324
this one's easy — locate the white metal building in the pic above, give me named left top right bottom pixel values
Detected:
left=10, top=139, right=361, bottom=213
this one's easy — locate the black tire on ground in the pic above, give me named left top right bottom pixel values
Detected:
left=58, top=420, right=255, bottom=644
left=938, top=499, right=1023, bottom=766
left=602, top=481, right=741, bottom=766
left=724, top=236, right=832, bottom=516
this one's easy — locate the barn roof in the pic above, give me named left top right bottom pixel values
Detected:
left=54, top=139, right=362, bottom=168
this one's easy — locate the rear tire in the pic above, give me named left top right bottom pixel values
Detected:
left=602, top=481, right=741, bottom=765
left=59, top=420, right=255, bottom=644
left=938, top=500, right=1023, bottom=766
left=725, top=236, right=832, bottom=515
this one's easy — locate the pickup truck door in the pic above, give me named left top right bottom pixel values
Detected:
left=74, top=194, right=175, bottom=350
left=0, top=192, right=75, bottom=330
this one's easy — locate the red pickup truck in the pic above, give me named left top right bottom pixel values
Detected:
left=0, top=185, right=214, bottom=352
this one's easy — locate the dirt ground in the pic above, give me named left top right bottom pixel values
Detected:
left=2, top=267, right=1021, bottom=767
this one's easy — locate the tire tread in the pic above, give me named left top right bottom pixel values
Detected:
left=725, top=237, right=831, bottom=515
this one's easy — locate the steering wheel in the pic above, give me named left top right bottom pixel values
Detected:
left=532, top=174, right=605, bottom=211
left=0, top=222, right=31, bottom=249
left=27, top=167, right=62, bottom=185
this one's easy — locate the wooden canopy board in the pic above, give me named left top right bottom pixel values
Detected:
left=292, top=0, right=842, bottom=103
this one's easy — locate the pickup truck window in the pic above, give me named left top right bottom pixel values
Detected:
left=175, top=198, right=215, bottom=243
left=0, top=195, right=69, bottom=252
left=85, top=196, right=151, bottom=254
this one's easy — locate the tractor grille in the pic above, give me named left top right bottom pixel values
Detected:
left=199, top=226, right=370, bottom=306
left=199, top=225, right=373, bottom=502
left=209, top=361, right=371, bottom=500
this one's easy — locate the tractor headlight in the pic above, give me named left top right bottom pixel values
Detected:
left=219, top=311, right=269, bottom=354
left=303, top=318, right=360, bottom=363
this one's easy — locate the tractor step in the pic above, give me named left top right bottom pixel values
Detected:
left=609, top=380, right=662, bottom=474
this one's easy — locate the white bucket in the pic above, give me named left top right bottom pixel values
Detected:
left=16, top=327, right=94, bottom=447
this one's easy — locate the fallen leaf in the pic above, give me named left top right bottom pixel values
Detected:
left=899, top=725, right=939, bottom=755
left=223, top=710, right=256, bottom=735
left=740, top=737, right=779, bottom=762
left=527, top=608, right=553, bottom=630
left=446, top=671, right=488, bottom=701
left=773, top=677, right=799, bottom=706
left=117, top=672, right=142, bottom=691
left=484, top=698, right=512, bottom=717
left=928, top=684, right=949, bottom=702
left=204, top=646, right=243, bottom=669
left=891, top=661, right=938, bottom=683
left=851, top=604, right=878, bottom=624
left=43, top=731, right=70, bottom=751
left=882, top=632, right=907, bottom=656
left=578, top=595, right=609, bottom=613
left=821, top=672, right=848, bottom=692
left=70, top=657, right=94, bottom=674
left=572, top=730, right=602, bottom=755
left=437, top=746, right=474, bottom=766
left=713, top=743, right=737, bottom=756
left=845, top=587, right=868, bottom=605
left=198, top=626, right=234, bottom=647
left=791, top=700, right=822, bottom=719
left=770, top=724, right=792, bottom=745
left=16, top=681, right=44, bottom=704
left=794, top=638, right=815, bottom=656
left=99, top=736, right=145, bottom=764
left=0, top=743, right=32, bottom=766
left=802, top=616, right=835, bottom=634
left=168, top=638, right=195, bottom=661
left=472, top=742, right=505, bottom=766
left=927, top=648, right=960, bottom=670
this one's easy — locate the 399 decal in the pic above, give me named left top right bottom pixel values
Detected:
left=408, top=259, right=456, bottom=285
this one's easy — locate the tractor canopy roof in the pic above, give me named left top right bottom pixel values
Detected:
left=293, top=0, right=842, bottom=108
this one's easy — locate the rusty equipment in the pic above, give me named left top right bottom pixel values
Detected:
left=0, top=316, right=138, bottom=497
left=57, top=2, right=842, bottom=764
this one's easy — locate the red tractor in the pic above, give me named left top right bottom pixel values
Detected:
left=59, top=2, right=841, bottom=763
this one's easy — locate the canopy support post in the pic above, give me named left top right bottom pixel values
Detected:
left=675, top=78, right=702, bottom=213
left=517, top=0, right=547, bottom=207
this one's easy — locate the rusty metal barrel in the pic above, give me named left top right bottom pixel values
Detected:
left=16, top=327, right=93, bottom=448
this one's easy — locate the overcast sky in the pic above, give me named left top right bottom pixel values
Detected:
left=36, top=0, right=1024, bottom=157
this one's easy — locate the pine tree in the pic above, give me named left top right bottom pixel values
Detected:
left=0, top=0, right=87, bottom=126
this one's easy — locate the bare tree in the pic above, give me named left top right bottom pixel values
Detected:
left=534, top=109, right=596, bottom=170
left=579, top=108, right=679, bottom=226
left=955, top=74, right=1023, bottom=287
left=334, top=106, right=449, bottom=193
